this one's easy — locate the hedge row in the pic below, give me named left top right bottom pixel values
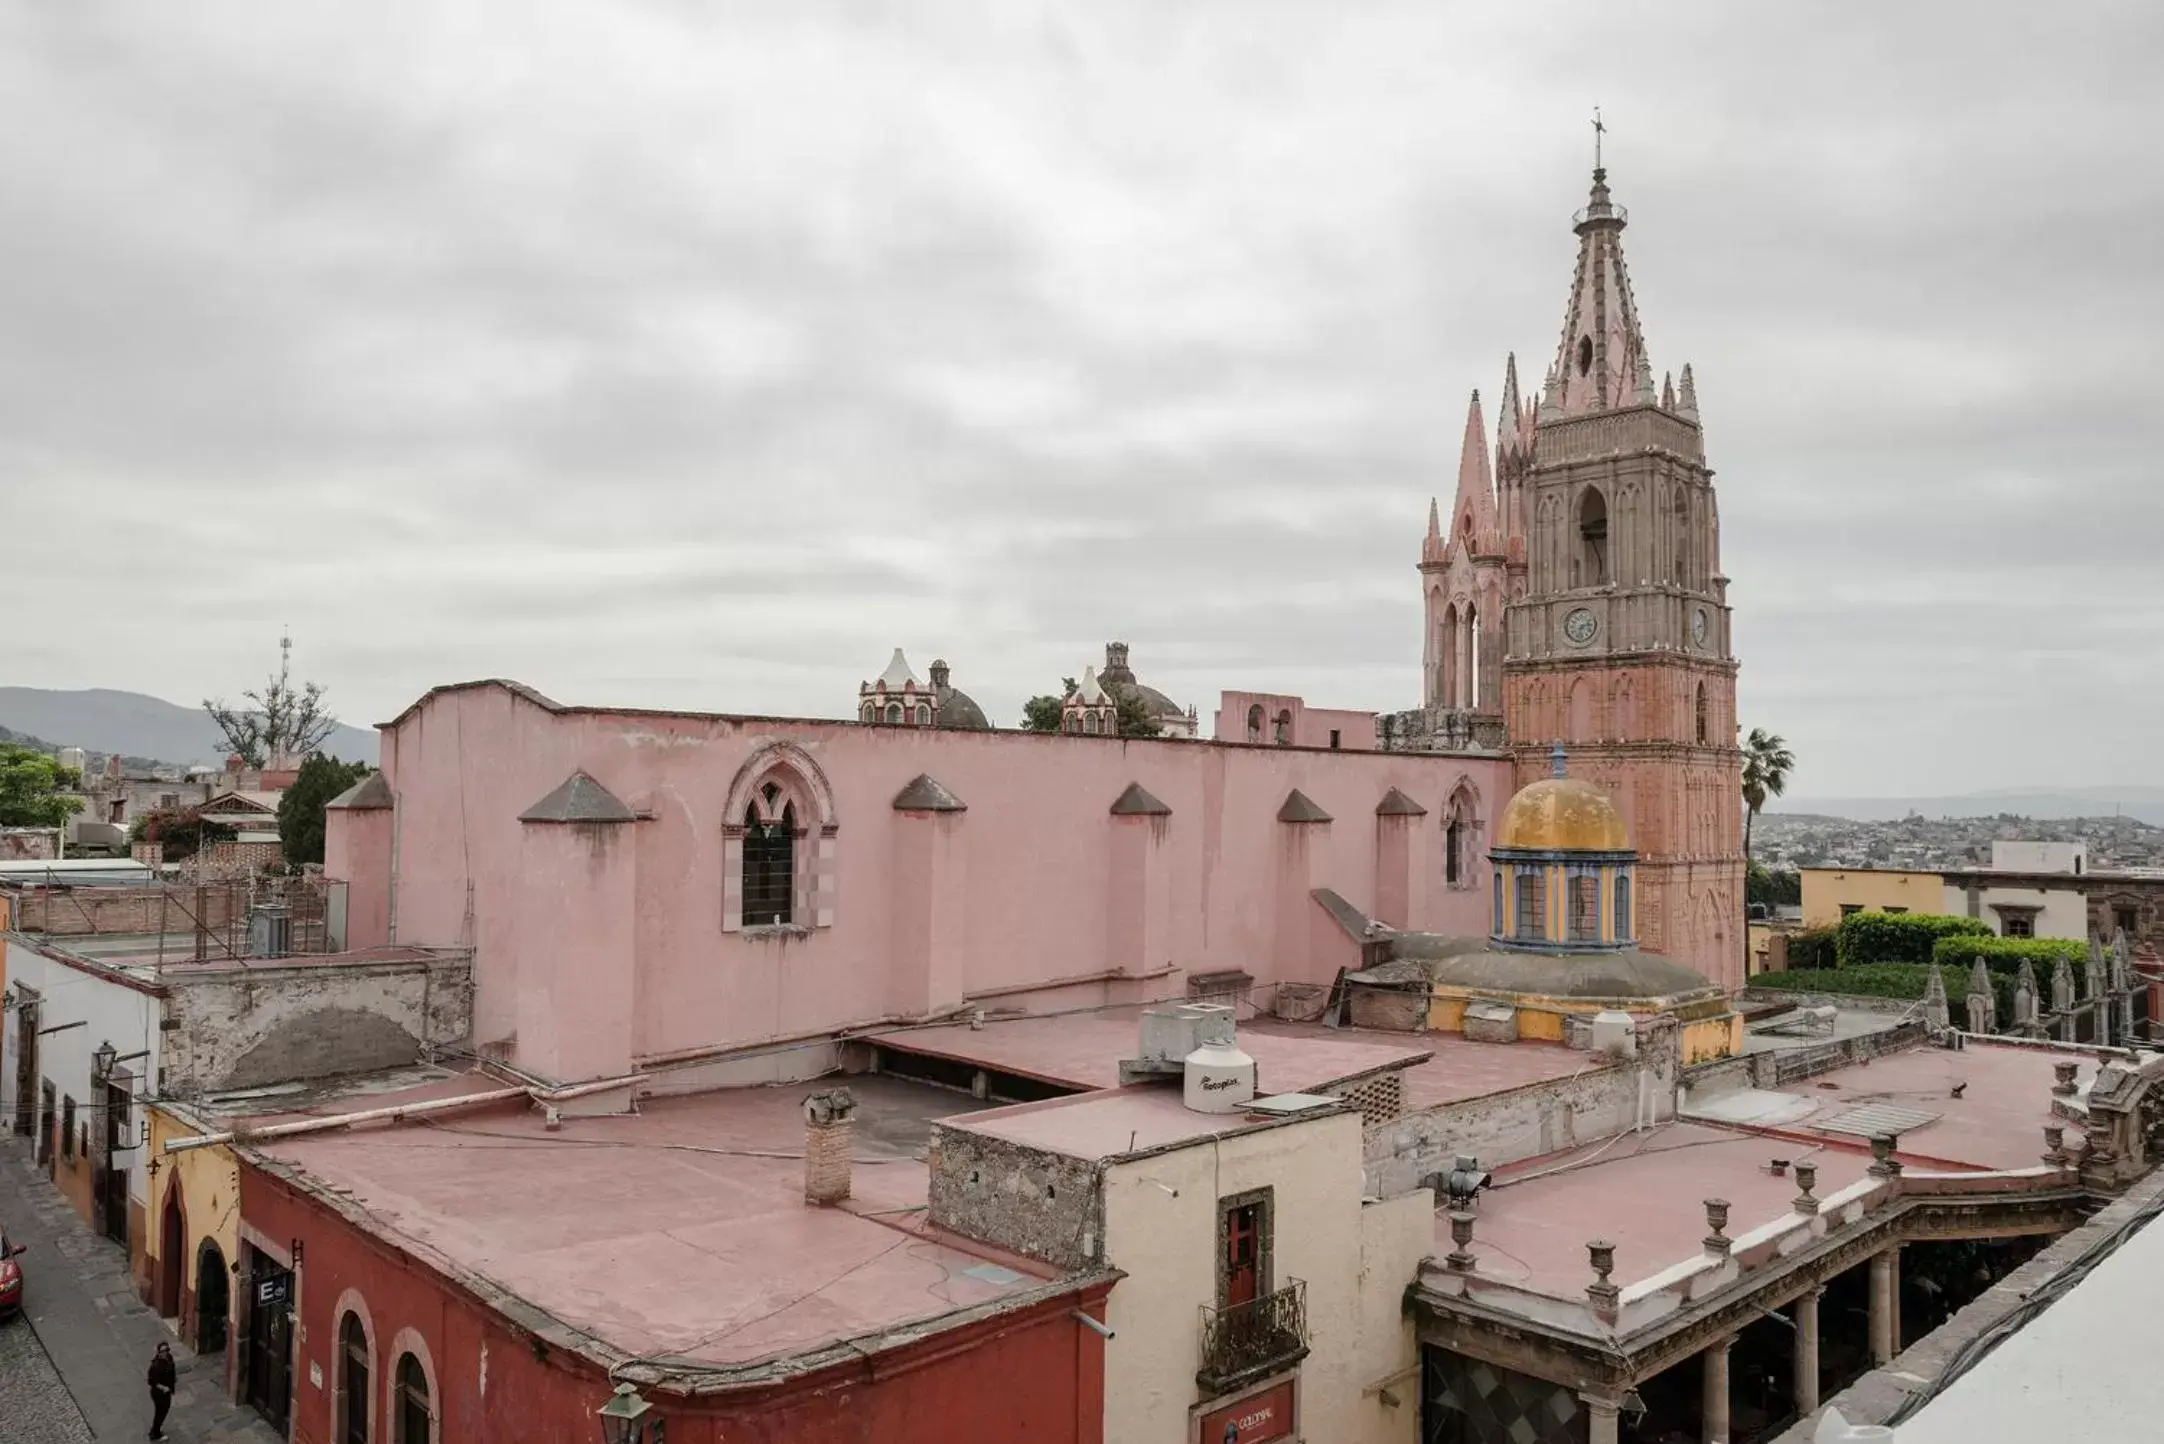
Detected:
left=1930, top=934, right=2087, bottom=976
left=1755, top=962, right=2017, bottom=1024
left=1786, top=927, right=1839, bottom=970
left=1834, top=911, right=1991, bottom=966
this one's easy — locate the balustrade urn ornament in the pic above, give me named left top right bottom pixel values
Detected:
left=1446, top=1212, right=1478, bottom=1273
left=2043, top=1125, right=2068, bottom=1167
left=1585, top=1239, right=1621, bottom=1319
left=1703, top=1198, right=1732, bottom=1256
left=1867, top=1134, right=1902, bottom=1179
left=1792, top=1163, right=1819, bottom=1215
left=2053, top=1060, right=2080, bottom=1097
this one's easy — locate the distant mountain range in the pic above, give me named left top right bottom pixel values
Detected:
left=0, top=687, right=379, bottom=768
left=1776, top=788, right=2164, bottom=827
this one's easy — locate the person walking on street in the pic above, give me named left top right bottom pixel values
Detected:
left=148, top=1341, right=177, bottom=1439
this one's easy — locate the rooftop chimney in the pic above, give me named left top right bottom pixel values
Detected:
left=803, top=1087, right=857, bottom=1205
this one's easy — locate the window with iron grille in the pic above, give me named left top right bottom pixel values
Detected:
left=742, top=798, right=795, bottom=926
left=1445, top=814, right=1463, bottom=885
left=1569, top=875, right=1600, bottom=942
left=1515, top=872, right=1545, bottom=941
left=1614, top=874, right=1632, bottom=939
left=1492, top=873, right=1504, bottom=934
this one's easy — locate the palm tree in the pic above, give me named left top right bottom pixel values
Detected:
left=1741, top=727, right=1796, bottom=869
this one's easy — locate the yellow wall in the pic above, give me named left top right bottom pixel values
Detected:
left=1799, top=868, right=1944, bottom=928
left=1424, top=986, right=1738, bottom=1058
left=143, top=1105, right=242, bottom=1330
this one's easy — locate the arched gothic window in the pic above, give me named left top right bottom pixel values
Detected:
left=338, top=1313, right=370, bottom=1444
left=397, top=1353, right=431, bottom=1444
left=884, top=702, right=902, bottom=724
left=1694, top=682, right=1708, bottom=745
left=914, top=704, right=930, bottom=726
left=1274, top=710, right=1292, bottom=745
left=1675, top=490, right=1693, bottom=588
left=1577, top=487, right=1609, bottom=587
left=1084, top=712, right=1102, bottom=735
left=1445, top=813, right=1464, bottom=886
left=743, top=790, right=795, bottom=926
left=1246, top=704, right=1263, bottom=743
left=860, top=702, right=874, bottom=723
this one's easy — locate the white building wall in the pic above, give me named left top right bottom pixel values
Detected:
left=0, top=938, right=163, bottom=1219
left=1943, top=881, right=2089, bottom=940
left=1989, top=841, right=2087, bottom=875
left=1100, top=1110, right=1428, bottom=1444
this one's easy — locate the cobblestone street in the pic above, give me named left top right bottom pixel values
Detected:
left=0, top=1139, right=279, bottom=1443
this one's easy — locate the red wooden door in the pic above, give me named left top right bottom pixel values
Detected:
left=1225, top=1203, right=1260, bottom=1307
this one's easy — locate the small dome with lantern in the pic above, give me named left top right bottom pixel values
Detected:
left=1490, top=745, right=1638, bottom=954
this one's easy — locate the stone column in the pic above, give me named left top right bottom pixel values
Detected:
left=1702, top=1335, right=1732, bottom=1444
left=1581, top=1393, right=1621, bottom=1444
left=1794, top=1287, right=1823, bottom=1415
left=1869, top=1249, right=1898, bottom=1365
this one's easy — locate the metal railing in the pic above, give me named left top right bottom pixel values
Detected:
left=1197, top=1279, right=1309, bottom=1394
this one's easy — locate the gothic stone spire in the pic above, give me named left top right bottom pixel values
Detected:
left=1548, top=167, right=1650, bottom=419
left=1448, top=389, right=1500, bottom=553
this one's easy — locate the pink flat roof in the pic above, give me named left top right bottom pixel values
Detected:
left=254, top=1077, right=1060, bottom=1369
left=1448, top=1040, right=2090, bottom=1300
left=873, top=1008, right=1591, bottom=1103
left=949, top=1086, right=1307, bottom=1161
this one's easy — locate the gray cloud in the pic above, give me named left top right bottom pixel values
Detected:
left=1, top=1, right=2157, bottom=794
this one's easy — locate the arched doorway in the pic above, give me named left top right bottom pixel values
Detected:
left=157, top=1182, right=185, bottom=1318
left=196, top=1239, right=229, bottom=1353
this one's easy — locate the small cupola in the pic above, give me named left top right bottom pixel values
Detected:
left=1488, top=745, right=1637, bottom=953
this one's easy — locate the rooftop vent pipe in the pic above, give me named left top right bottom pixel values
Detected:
left=803, top=1087, right=858, bottom=1205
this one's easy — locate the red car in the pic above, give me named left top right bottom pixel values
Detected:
left=0, top=1230, right=25, bottom=1318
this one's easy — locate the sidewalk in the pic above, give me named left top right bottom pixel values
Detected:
left=0, top=1138, right=279, bottom=1444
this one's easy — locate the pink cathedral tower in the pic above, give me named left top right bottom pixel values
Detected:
left=1498, top=162, right=1745, bottom=987
left=1419, top=379, right=1526, bottom=750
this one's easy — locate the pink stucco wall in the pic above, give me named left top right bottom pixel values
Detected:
left=1212, top=691, right=1379, bottom=751
left=322, top=805, right=391, bottom=951
left=339, top=682, right=1509, bottom=1084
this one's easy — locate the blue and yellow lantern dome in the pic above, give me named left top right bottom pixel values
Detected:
left=1490, top=745, right=1637, bottom=952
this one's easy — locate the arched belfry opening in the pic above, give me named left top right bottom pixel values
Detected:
left=1577, top=487, right=1608, bottom=586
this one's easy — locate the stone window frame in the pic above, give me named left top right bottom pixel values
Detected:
left=385, top=1326, right=439, bottom=1444
left=1444, top=779, right=1483, bottom=891
left=721, top=742, right=838, bottom=934
left=1215, top=1185, right=1275, bottom=1308
left=332, top=1288, right=378, bottom=1444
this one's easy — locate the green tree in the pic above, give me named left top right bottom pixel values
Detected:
left=129, top=807, right=235, bottom=863
left=277, top=755, right=372, bottom=865
left=1021, top=695, right=1065, bottom=732
left=0, top=745, right=83, bottom=829
left=1740, top=727, right=1795, bottom=871
left=1113, top=689, right=1162, bottom=739
left=203, top=639, right=340, bottom=767
left=1746, top=861, right=1802, bottom=910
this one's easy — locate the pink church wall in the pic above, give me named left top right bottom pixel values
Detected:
left=322, top=805, right=391, bottom=951
left=349, top=682, right=1509, bottom=1084
left=1212, top=691, right=1379, bottom=751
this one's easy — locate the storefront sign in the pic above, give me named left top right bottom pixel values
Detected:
left=1197, top=1379, right=1296, bottom=1444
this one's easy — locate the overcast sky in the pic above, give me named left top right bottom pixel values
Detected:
left=1, top=3, right=2156, bottom=797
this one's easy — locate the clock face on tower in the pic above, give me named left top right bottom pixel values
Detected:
left=1691, top=607, right=1710, bottom=648
left=1563, top=607, right=1598, bottom=647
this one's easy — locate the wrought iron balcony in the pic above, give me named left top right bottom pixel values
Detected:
left=1197, top=1280, right=1309, bottom=1395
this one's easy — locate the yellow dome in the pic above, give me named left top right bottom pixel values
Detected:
left=1495, top=777, right=1631, bottom=852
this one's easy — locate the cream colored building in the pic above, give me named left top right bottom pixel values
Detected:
left=1799, top=867, right=1946, bottom=927
left=928, top=1040, right=1431, bottom=1444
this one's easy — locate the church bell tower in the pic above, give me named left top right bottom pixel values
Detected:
left=1500, top=162, right=1745, bottom=987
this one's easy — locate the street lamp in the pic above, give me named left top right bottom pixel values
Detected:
left=92, top=1040, right=117, bottom=1081
left=596, top=1382, right=653, bottom=1444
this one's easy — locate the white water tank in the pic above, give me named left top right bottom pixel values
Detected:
left=1184, top=1039, right=1257, bottom=1113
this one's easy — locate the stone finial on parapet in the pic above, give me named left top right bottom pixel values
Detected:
left=1702, top=1199, right=1732, bottom=1257
left=2053, top=1060, right=2079, bottom=1097
left=2051, top=956, right=2075, bottom=1013
left=1921, top=965, right=1950, bottom=1032
left=1586, top=1241, right=1620, bottom=1323
left=1446, top=1212, right=1478, bottom=1273
left=1967, top=959, right=1997, bottom=1033
left=2013, top=959, right=2040, bottom=1032
left=1792, top=1163, right=1819, bottom=1216
left=1867, top=1134, right=1902, bottom=1180
left=2043, top=1124, right=2069, bottom=1168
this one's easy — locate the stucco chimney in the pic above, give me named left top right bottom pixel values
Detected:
left=803, top=1087, right=858, bottom=1205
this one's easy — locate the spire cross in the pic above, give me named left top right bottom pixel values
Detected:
left=1591, top=107, right=1605, bottom=172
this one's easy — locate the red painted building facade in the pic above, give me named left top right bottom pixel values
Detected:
left=238, top=1161, right=1111, bottom=1444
